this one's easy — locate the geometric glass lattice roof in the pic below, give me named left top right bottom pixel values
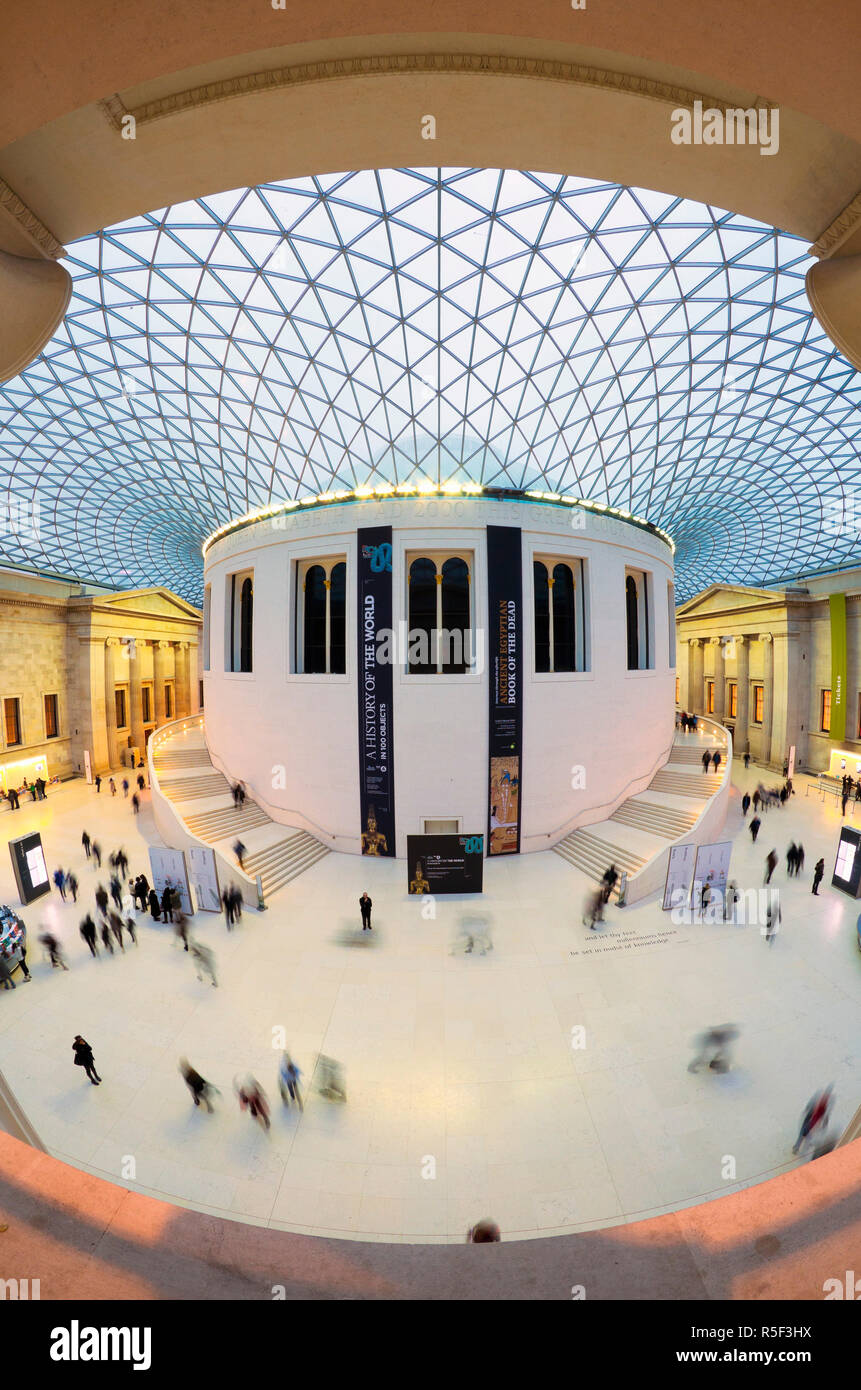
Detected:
left=1, top=167, right=860, bottom=604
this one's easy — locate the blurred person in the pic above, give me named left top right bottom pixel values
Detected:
left=764, top=849, right=778, bottom=884
left=79, top=914, right=98, bottom=958
left=72, top=1035, right=101, bottom=1085
left=39, top=931, right=69, bottom=971
left=99, top=919, right=114, bottom=954
left=711, top=750, right=721, bottom=773
left=122, top=778, right=129, bottom=798
left=53, top=868, right=67, bottom=900
left=236, top=1075, right=270, bottom=1130
left=467, top=1219, right=501, bottom=1243
left=94, top=774, right=101, bottom=794
left=122, top=885, right=138, bottom=945
left=764, top=898, right=781, bottom=946
left=81, top=830, right=91, bottom=859
left=315, top=1054, right=347, bottom=1102
left=109, top=778, right=116, bottom=797
left=786, top=842, right=797, bottom=877
left=109, top=910, right=125, bottom=952
left=190, top=938, right=217, bottom=987
left=110, top=874, right=122, bottom=910
left=137, top=773, right=146, bottom=793
left=743, top=751, right=750, bottom=770
left=792, top=1086, right=833, bottom=1156
left=688, top=1024, right=738, bottom=1074
left=230, top=884, right=243, bottom=923
left=174, top=913, right=190, bottom=952
left=179, top=1057, right=217, bottom=1112
left=741, top=792, right=751, bottom=817
left=233, top=839, right=246, bottom=871
left=131, top=792, right=140, bottom=815
left=724, top=881, right=739, bottom=923
left=812, top=858, right=825, bottom=895
left=796, top=843, right=805, bottom=876
left=67, top=870, right=78, bottom=903
left=91, top=840, right=102, bottom=869
left=583, top=886, right=605, bottom=930
left=749, top=814, right=761, bottom=843
left=601, top=863, right=618, bottom=903
left=0, top=953, right=16, bottom=991
left=222, top=887, right=235, bottom=929
left=95, top=883, right=109, bottom=918
left=278, top=1052, right=303, bottom=1109
left=701, top=749, right=711, bottom=773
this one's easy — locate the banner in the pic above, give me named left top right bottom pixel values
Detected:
left=406, top=834, right=484, bottom=894
left=487, top=526, right=523, bottom=855
left=358, top=525, right=396, bottom=856
left=662, top=842, right=696, bottom=911
left=830, top=592, right=847, bottom=742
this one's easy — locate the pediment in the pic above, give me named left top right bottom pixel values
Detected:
left=677, top=583, right=785, bottom=618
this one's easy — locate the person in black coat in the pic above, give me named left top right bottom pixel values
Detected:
left=79, top=914, right=98, bottom=957
left=72, top=1035, right=101, bottom=1085
left=359, top=892, right=372, bottom=930
left=148, top=888, right=161, bottom=919
left=812, top=858, right=825, bottom=895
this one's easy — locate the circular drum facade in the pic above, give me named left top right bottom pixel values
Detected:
left=202, top=495, right=675, bottom=857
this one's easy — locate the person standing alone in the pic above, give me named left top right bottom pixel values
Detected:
left=360, top=892, right=373, bottom=931
left=812, top=858, right=825, bottom=895
left=72, top=1035, right=101, bottom=1085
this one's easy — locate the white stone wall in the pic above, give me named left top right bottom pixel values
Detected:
left=203, top=497, right=676, bottom=855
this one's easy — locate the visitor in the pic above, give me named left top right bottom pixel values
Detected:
left=786, top=842, right=797, bottom=877
left=279, top=1053, right=303, bottom=1109
left=236, top=1075, right=270, bottom=1130
left=701, top=749, right=711, bottom=773
left=743, top=751, right=750, bottom=770
left=109, top=911, right=125, bottom=953
left=179, top=1058, right=216, bottom=1112
left=190, top=939, right=217, bottom=987
left=583, top=886, right=604, bottom=930
left=148, top=887, right=161, bottom=920
left=792, top=1087, right=833, bottom=1156
left=137, top=773, right=145, bottom=792
left=131, top=792, right=140, bottom=814
left=82, top=830, right=91, bottom=859
left=39, top=931, right=69, bottom=971
left=100, top=919, right=114, bottom=954
left=229, top=884, right=243, bottom=922
left=360, top=891, right=372, bottom=931
left=174, top=913, right=190, bottom=952
left=741, top=792, right=750, bottom=817
left=795, top=843, right=805, bottom=877
left=53, top=867, right=67, bottom=900
left=0, top=954, right=16, bottom=991
left=92, top=840, right=102, bottom=869
left=764, top=849, right=778, bottom=884
left=467, top=1220, right=501, bottom=1243
left=72, top=1035, right=101, bottom=1085
left=94, top=774, right=101, bottom=793
left=79, top=914, right=98, bottom=958
left=67, top=871, right=78, bottom=903
left=749, top=814, right=761, bottom=843
left=812, top=858, right=825, bottom=895
left=764, top=899, right=780, bottom=946
left=601, top=864, right=618, bottom=903
left=687, top=1024, right=738, bottom=1074
left=109, top=874, right=122, bottom=910
left=109, top=777, right=116, bottom=796
left=712, top=750, right=721, bottom=773
left=233, top=840, right=246, bottom=870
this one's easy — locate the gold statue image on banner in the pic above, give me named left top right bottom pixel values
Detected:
left=361, top=806, right=389, bottom=856
left=409, top=861, right=430, bottom=895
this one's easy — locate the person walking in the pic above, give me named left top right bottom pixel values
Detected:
left=359, top=891, right=372, bottom=931
left=229, top=884, right=242, bottom=923
left=92, top=840, right=102, bottom=869
left=109, top=911, right=125, bottom=953
left=743, top=751, right=750, bottom=770
left=601, top=864, right=619, bottom=904
left=764, top=849, right=778, bottom=885
left=174, top=914, right=190, bottom=952
left=39, top=931, right=69, bottom=971
left=795, top=843, right=805, bottom=877
left=792, top=1087, right=833, bottom=1156
left=122, top=778, right=129, bottom=798
left=786, top=842, right=797, bottom=877
left=749, top=815, right=761, bottom=843
left=764, top=899, right=781, bottom=945
left=131, top=792, right=140, bottom=815
left=233, top=839, right=246, bottom=871
left=236, top=1075, right=270, bottom=1131
left=115, top=848, right=128, bottom=878
left=712, top=750, right=721, bottom=773
left=701, top=749, right=711, bottom=773
left=724, top=880, right=740, bottom=923
left=842, top=785, right=850, bottom=816
left=82, top=830, right=91, bottom=859
left=79, top=914, right=98, bottom=957
left=812, top=858, right=825, bottom=895
left=10, top=938, right=31, bottom=982
left=67, top=871, right=78, bottom=904
left=53, top=868, right=67, bottom=901
left=109, top=778, right=117, bottom=797
left=137, top=773, right=146, bottom=793
left=741, top=792, right=751, bottom=817
left=160, top=885, right=173, bottom=924
left=94, top=775, right=101, bottom=794
left=190, top=939, right=217, bottom=986
left=179, top=1058, right=217, bottom=1112
left=121, top=886, right=138, bottom=945
left=583, top=886, right=605, bottom=930
left=278, top=1052, right=304, bottom=1110
left=95, top=883, right=109, bottom=918
left=72, top=1035, right=101, bottom=1085
left=99, top=918, right=114, bottom=954
left=221, top=888, right=234, bottom=930
left=0, top=954, right=16, bottom=991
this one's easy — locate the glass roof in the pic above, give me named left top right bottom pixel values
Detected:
left=1, top=167, right=860, bottom=604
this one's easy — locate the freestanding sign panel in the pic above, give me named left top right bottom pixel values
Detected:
left=148, top=847, right=193, bottom=916
left=691, top=841, right=733, bottom=905
left=487, top=526, right=523, bottom=856
left=406, top=834, right=484, bottom=894
left=185, top=846, right=221, bottom=912
left=9, top=832, right=51, bottom=905
left=662, top=842, right=696, bottom=911
left=832, top=826, right=861, bottom=897
left=357, top=525, right=396, bottom=857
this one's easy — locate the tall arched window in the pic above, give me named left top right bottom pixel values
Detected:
left=407, top=552, right=472, bottom=674
left=239, top=577, right=253, bottom=673
left=533, top=556, right=586, bottom=672
left=626, top=575, right=639, bottom=670
left=227, top=569, right=254, bottom=673
left=297, top=557, right=347, bottom=674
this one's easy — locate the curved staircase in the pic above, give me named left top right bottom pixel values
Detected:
left=152, top=725, right=330, bottom=898
left=553, top=729, right=726, bottom=896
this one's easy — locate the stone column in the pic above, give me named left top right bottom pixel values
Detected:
left=127, top=637, right=146, bottom=752
left=104, top=637, right=120, bottom=770
left=175, top=640, right=191, bottom=718
left=690, top=638, right=704, bottom=714
left=735, top=636, right=750, bottom=755
left=677, top=638, right=690, bottom=708
left=759, top=632, right=775, bottom=765
left=153, top=640, right=169, bottom=726
left=709, top=637, right=726, bottom=722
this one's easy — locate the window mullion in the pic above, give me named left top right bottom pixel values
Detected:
left=547, top=573, right=555, bottom=674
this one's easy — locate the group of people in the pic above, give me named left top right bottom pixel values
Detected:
left=677, top=711, right=699, bottom=731
left=52, top=867, right=79, bottom=902
left=1, top=777, right=48, bottom=809
left=221, top=883, right=244, bottom=928
left=231, top=781, right=247, bottom=809
left=176, top=1051, right=309, bottom=1125
left=701, top=749, right=722, bottom=774
left=838, top=773, right=861, bottom=816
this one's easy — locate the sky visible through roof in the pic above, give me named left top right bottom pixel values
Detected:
left=0, top=167, right=859, bottom=603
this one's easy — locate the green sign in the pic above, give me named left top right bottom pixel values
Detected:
left=830, top=593, right=847, bottom=742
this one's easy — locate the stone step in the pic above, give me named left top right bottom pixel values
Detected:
left=159, top=773, right=231, bottom=800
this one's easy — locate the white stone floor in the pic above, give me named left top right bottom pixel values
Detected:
left=0, top=762, right=858, bottom=1244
